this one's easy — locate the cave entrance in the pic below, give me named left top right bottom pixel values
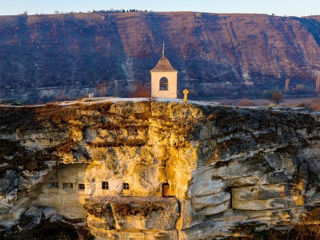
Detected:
left=162, top=183, right=170, bottom=197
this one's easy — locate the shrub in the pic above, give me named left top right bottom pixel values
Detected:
left=270, top=90, right=283, bottom=104
left=237, top=98, right=256, bottom=106
left=310, top=98, right=320, bottom=111
left=130, top=82, right=150, bottom=98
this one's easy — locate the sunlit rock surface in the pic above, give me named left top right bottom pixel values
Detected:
left=0, top=99, right=320, bottom=239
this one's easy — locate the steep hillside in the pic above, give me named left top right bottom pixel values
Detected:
left=0, top=12, right=320, bottom=102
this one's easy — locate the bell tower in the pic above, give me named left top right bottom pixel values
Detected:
left=150, top=42, right=178, bottom=98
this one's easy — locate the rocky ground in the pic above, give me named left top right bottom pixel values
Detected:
left=0, top=99, right=320, bottom=239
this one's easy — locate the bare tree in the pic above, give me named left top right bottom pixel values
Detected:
left=270, top=90, right=283, bottom=104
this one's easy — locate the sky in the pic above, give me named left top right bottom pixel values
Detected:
left=0, top=0, right=319, bottom=17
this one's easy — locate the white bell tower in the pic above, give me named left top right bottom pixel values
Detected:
left=150, top=42, right=178, bottom=99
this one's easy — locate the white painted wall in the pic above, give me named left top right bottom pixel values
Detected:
left=151, top=71, right=178, bottom=99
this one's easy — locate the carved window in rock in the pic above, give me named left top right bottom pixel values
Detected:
left=123, top=183, right=129, bottom=190
left=102, top=181, right=109, bottom=190
left=159, top=77, right=168, bottom=91
left=50, top=182, right=58, bottom=188
left=78, top=184, right=85, bottom=190
left=63, top=183, right=73, bottom=189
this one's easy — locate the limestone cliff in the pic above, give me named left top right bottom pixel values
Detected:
left=0, top=99, right=320, bottom=239
left=1, top=12, right=320, bottom=102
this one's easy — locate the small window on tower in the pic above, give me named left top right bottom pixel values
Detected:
left=102, top=181, right=109, bottom=190
left=123, top=183, right=129, bottom=190
left=159, top=77, right=168, bottom=91
left=78, top=184, right=85, bottom=190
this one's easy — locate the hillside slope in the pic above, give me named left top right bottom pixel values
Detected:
left=0, top=12, right=320, bottom=102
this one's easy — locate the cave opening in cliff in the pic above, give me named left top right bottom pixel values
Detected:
left=78, top=183, right=85, bottom=190
left=123, top=183, right=129, bottom=190
left=62, top=182, right=73, bottom=189
left=102, top=181, right=109, bottom=190
left=162, top=183, right=170, bottom=197
left=49, top=182, right=58, bottom=189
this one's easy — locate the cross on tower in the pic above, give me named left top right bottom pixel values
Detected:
left=162, top=41, right=165, bottom=58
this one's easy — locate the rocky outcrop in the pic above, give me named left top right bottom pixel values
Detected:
left=0, top=12, right=320, bottom=102
left=0, top=99, right=320, bottom=239
left=84, top=196, right=180, bottom=239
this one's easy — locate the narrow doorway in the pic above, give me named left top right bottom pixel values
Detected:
left=162, top=183, right=170, bottom=197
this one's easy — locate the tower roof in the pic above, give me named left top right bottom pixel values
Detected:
left=150, top=56, right=177, bottom=72
left=151, top=41, right=177, bottom=73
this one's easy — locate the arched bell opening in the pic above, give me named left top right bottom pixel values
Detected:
left=159, top=77, right=168, bottom=91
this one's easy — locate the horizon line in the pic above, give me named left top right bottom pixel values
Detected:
left=0, top=10, right=318, bottom=18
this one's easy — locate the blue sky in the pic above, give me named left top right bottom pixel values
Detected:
left=0, top=0, right=319, bottom=17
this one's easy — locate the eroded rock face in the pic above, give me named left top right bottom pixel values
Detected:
left=0, top=100, right=320, bottom=239
left=84, top=196, right=180, bottom=239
